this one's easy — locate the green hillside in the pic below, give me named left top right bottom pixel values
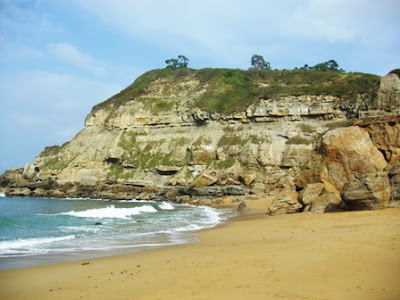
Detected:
left=92, top=68, right=380, bottom=114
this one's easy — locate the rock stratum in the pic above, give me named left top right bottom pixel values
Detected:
left=1, top=68, right=399, bottom=212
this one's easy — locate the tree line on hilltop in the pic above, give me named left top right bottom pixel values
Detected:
left=165, top=54, right=346, bottom=73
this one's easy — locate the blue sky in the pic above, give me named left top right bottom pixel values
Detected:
left=0, top=0, right=399, bottom=172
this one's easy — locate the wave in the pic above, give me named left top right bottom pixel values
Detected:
left=62, top=197, right=105, bottom=201
left=0, top=192, right=5, bottom=197
left=60, top=205, right=157, bottom=219
left=59, top=225, right=103, bottom=234
left=0, top=235, right=76, bottom=251
left=118, top=199, right=157, bottom=203
left=158, top=202, right=174, bottom=210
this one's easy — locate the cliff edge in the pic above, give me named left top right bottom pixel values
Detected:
left=1, top=68, right=399, bottom=211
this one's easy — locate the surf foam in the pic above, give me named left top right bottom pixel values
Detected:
left=60, top=205, right=157, bottom=219
left=0, top=235, right=76, bottom=251
left=158, top=202, right=174, bottom=210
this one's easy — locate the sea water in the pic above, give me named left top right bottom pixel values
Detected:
left=0, top=196, right=231, bottom=269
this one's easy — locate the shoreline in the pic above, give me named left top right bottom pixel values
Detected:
left=1, top=198, right=400, bottom=299
left=0, top=197, right=233, bottom=270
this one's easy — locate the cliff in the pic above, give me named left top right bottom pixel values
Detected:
left=1, top=68, right=399, bottom=208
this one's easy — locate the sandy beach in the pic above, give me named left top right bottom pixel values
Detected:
left=1, top=197, right=399, bottom=300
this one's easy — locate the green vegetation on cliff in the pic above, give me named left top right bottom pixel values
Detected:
left=92, top=68, right=380, bottom=114
left=389, top=69, right=400, bottom=78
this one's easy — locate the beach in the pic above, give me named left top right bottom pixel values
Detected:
left=1, top=197, right=399, bottom=300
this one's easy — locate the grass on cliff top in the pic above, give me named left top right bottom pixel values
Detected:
left=92, top=68, right=193, bottom=113
left=91, top=68, right=380, bottom=114
left=37, top=141, right=70, bottom=159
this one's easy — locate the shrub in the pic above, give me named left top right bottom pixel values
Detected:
left=325, top=119, right=354, bottom=130
left=250, top=135, right=266, bottom=144
left=286, top=136, right=313, bottom=145
left=389, top=69, right=400, bottom=78
left=192, top=136, right=212, bottom=147
left=217, top=133, right=248, bottom=147
left=38, top=145, right=61, bottom=157
left=215, top=158, right=236, bottom=169
left=297, top=123, right=315, bottom=133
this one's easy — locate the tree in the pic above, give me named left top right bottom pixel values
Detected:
left=177, top=55, right=189, bottom=68
left=165, top=58, right=179, bottom=69
left=300, top=64, right=310, bottom=70
left=165, top=55, right=189, bottom=69
left=312, top=59, right=344, bottom=72
left=313, top=62, right=330, bottom=71
left=250, top=54, right=271, bottom=70
left=326, top=59, right=339, bottom=70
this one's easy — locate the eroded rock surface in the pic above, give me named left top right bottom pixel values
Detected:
left=1, top=70, right=399, bottom=211
left=268, top=190, right=302, bottom=215
left=341, top=173, right=391, bottom=210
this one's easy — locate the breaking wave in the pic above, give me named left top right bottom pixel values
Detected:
left=0, top=235, right=75, bottom=251
left=60, top=205, right=157, bottom=219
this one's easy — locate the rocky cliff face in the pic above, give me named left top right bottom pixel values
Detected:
left=1, top=69, right=399, bottom=207
left=285, top=122, right=400, bottom=214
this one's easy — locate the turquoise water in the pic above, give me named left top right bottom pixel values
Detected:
left=0, top=196, right=230, bottom=269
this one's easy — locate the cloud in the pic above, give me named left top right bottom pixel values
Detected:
left=9, top=112, right=48, bottom=127
left=0, top=68, right=123, bottom=171
left=0, top=70, right=121, bottom=141
left=76, top=0, right=400, bottom=70
left=287, top=0, right=400, bottom=44
left=48, top=42, right=106, bottom=76
left=0, top=38, right=44, bottom=63
left=0, top=0, right=60, bottom=39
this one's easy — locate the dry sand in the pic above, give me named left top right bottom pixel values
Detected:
left=1, top=197, right=399, bottom=300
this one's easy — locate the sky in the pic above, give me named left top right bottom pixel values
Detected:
left=0, top=0, right=399, bottom=173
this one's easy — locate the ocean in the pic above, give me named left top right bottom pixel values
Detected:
left=0, top=196, right=231, bottom=270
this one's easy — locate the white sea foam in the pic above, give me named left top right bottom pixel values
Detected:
left=172, top=224, right=203, bottom=232
left=60, top=205, right=157, bottom=219
left=199, top=206, right=223, bottom=224
left=158, top=202, right=174, bottom=210
left=0, top=192, right=5, bottom=197
left=0, top=235, right=76, bottom=250
left=63, top=197, right=105, bottom=201
left=118, top=199, right=157, bottom=203
left=60, top=226, right=103, bottom=234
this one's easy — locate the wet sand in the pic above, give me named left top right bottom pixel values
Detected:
left=1, top=197, right=399, bottom=300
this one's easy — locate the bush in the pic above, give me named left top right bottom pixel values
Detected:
left=325, top=119, right=354, bottom=130
left=389, top=69, right=400, bottom=78
left=286, top=136, right=313, bottom=145
left=297, top=123, right=315, bottom=133
left=38, top=145, right=61, bottom=157
left=217, top=133, right=248, bottom=147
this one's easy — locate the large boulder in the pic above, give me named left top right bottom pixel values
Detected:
left=12, top=187, right=32, bottom=197
left=280, top=144, right=314, bottom=168
left=366, top=123, right=400, bottom=165
left=294, top=153, right=323, bottom=189
left=308, top=192, right=341, bottom=213
left=251, top=182, right=266, bottom=194
left=268, top=190, right=302, bottom=215
left=23, top=163, right=39, bottom=180
left=341, top=172, right=391, bottom=210
left=375, top=73, right=400, bottom=111
left=257, top=141, right=286, bottom=167
left=299, top=183, right=325, bottom=205
left=319, top=126, right=387, bottom=191
left=190, top=170, right=218, bottom=187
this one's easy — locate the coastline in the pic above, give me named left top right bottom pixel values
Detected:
left=0, top=197, right=232, bottom=270
left=1, top=197, right=399, bottom=299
